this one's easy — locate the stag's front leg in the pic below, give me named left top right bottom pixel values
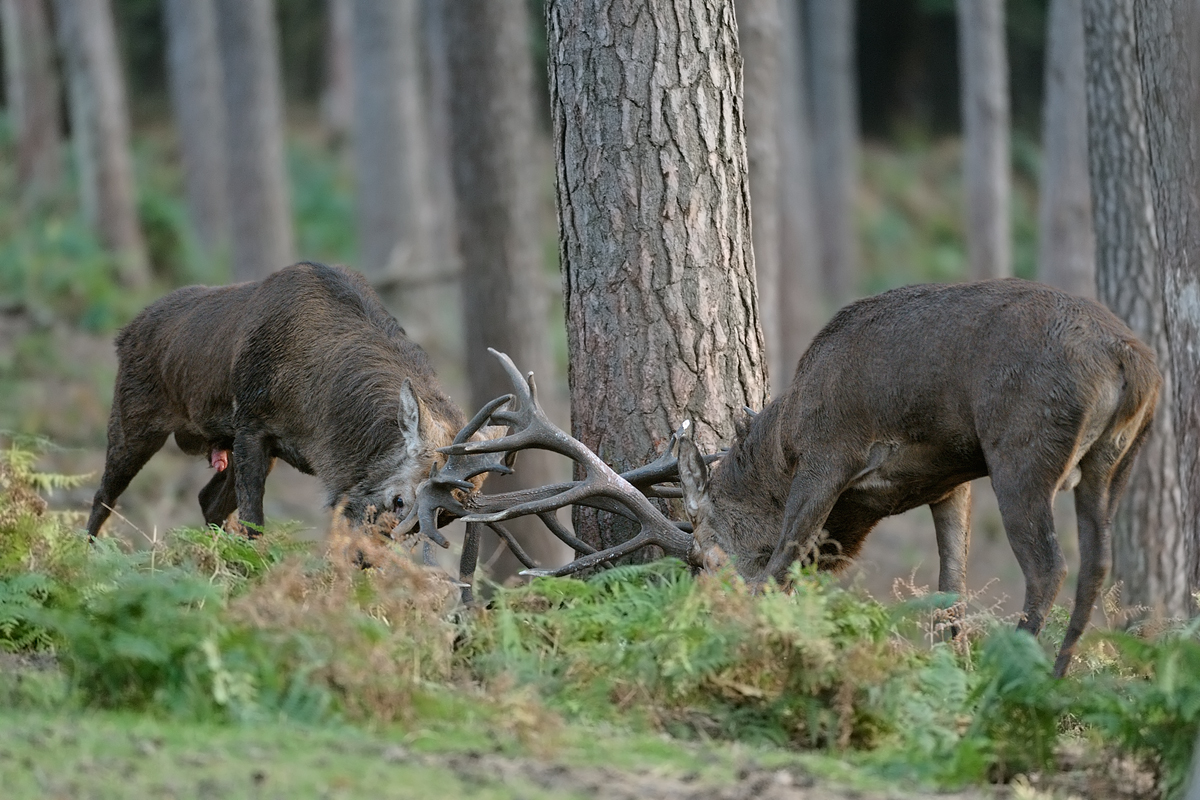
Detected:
left=762, top=465, right=856, bottom=583
left=231, top=429, right=272, bottom=536
left=930, top=482, right=972, bottom=598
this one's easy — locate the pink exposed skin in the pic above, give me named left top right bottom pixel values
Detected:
left=210, top=448, right=230, bottom=472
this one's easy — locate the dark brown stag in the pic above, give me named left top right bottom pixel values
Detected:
left=87, top=262, right=472, bottom=540
left=409, top=280, right=1159, bottom=677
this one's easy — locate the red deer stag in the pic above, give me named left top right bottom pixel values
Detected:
left=87, top=262, right=475, bottom=541
left=404, top=280, right=1160, bottom=676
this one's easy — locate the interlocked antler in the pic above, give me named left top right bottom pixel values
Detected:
left=415, top=348, right=704, bottom=582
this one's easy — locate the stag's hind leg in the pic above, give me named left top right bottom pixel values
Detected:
left=1053, top=425, right=1151, bottom=677
left=989, top=463, right=1067, bottom=640
left=86, top=420, right=170, bottom=538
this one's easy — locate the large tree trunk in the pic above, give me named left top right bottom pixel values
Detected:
left=547, top=0, right=770, bottom=556
left=54, top=0, right=149, bottom=287
left=321, top=0, right=354, bottom=145
left=1084, top=0, right=1187, bottom=617
left=777, top=0, right=823, bottom=382
left=1038, top=0, right=1094, bottom=298
left=421, top=0, right=460, bottom=281
left=163, top=0, right=228, bottom=256
left=956, top=0, right=1010, bottom=280
left=737, top=0, right=782, bottom=394
left=444, top=0, right=568, bottom=579
left=214, top=0, right=294, bottom=280
left=1134, top=0, right=1200, bottom=599
left=2, top=0, right=62, bottom=203
left=806, top=0, right=859, bottom=303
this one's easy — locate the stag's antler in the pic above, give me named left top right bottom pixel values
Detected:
left=410, top=349, right=707, bottom=585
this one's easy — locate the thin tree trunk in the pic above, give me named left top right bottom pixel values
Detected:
left=422, top=0, right=459, bottom=278
left=1084, top=0, right=1187, bottom=617
left=1134, top=0, right=1200, bottom=599
left=350, top=0, right=430, bottom=283
left=1039, top=0, right=1094, bottom=298
left=806, top=0, right=859, bottom=302
left=737, top=0, right=782, bottom=394
left=54, top=0, right=149, bottom=286
left=2, top=0, right=62, bottom=203
left=214, top=0, right=294, bottom=280
left=163, top=0, right=228, bottom=256
left=957, top=0, right=1010, bottom=280
left=445, top=0, right=567, bottom=579
left=322, top=0, right=354, bottom=145
left=547, top=0, right=770, bottom=556
left=777, top=0, right=823, bottom=383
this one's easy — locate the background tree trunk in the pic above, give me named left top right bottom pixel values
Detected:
left=547, top=0, right=770, bottom=555
left=163, top=0, right=228, bottom=256
left=957, top=0, right=1010, bottom=280
left=421, top=0, right=460, bottom=283
left=776, top=0, right=823, bottom=383
left=806, top=0, right=859, bottom=303
left=214, top=0, right=294, bottom=280
left=445, top=0, right=568, bottom=579
left=350, top=0, right=437, bottom=343
left=54, top=0, right=149, bottom=286
left=1134, top=0, right=1200, bottom=599
left=2, top=0, right=62, bottom=203
left=1084, top=0, right=1187, bottom=617
left=321, top=0, right=354, bottom=146
left=737, top=0, right=783, bottom=394
left=1038, top=0, right=1093, bottom=298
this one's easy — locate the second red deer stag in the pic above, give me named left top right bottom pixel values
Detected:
left=411, top=279, right=1160, bottom=677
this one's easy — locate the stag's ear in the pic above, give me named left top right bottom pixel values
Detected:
left=676, top=425, right=713, bottom=523
left=398, top=379, right=425, bottom=455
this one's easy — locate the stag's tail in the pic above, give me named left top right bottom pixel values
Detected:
left=1113, top=337, right=1161, bottom=443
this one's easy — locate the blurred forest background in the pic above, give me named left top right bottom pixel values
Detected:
left=0, top=0, right=1109, bottom=605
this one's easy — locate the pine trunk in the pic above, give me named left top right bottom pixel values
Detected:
left=214, top=0, right=294, bottom=280
left=1038, top=0, right=1094, bottom=298
left=1134, top=0, right=1200, bottom=600
left=2, top=0, right=62, bottom=202
left=163, top=0, right=228, bottom=255
left=55, top=0, right=149, bottom=286
left=445, top=0, right=567, bottom=578
left=737, top=0, right=782, bottom=394
left=956, top=0, right=1010, bottom=280
left=777, top=0, right=823, bottom=382
left=547, top=0, right=770, bottom=555
left=806, top=0, right=859, bottom=302
left=1084, top=0, right=1187, bottom=616
left=321, top=0, right=354, bottom=144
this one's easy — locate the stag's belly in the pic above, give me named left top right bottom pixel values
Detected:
left=841, top=440, right=987, bottom=517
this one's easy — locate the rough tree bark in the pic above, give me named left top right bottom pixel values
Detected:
left=547, top=0, right=770, bottom=555
left=321, top=0, right=354, bottom=145
left=1039, top=0, right=1094, bottom=298
left=957, top=0, right=1010, bottom=280
left=350, top=0, right=430, bottom=283
left=1083, top=0, right=1187, bottom=617
left=54, top=0, right=149, bottom=286
left=806, top=0, right=859, bottom=302
left=214, top=0, right=294, bottom=280
left=736, top=0, right=782, bottom=393
left=777, top=0, right=823, bottom=381
left=1134, top=0, right=1200, bottom=599
left=2, top=0, right=62, bottom=203
left=163, top=0, right=228, bottom=255
left=444, top=0, right=568, bottom=578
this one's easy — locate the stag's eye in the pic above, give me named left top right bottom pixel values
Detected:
left=392, top=495, right=406, bottom=513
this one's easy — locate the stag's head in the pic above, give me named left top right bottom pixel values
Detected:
left=676, top=418, right=788, bottom=581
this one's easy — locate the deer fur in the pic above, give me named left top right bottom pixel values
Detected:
left=677, top=279, right=1160, bottom=676
left=86, top=262, right=466, bottom=538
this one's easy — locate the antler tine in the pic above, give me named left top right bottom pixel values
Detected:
left=454, top=393, right=514, bottom=445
